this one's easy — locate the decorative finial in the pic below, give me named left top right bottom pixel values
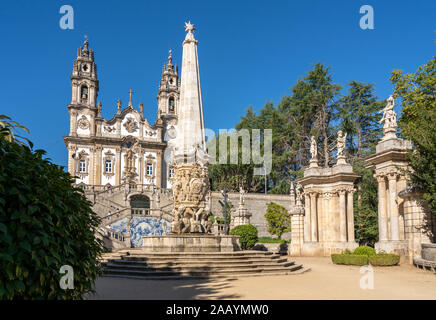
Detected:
left=128, top=89, right=134, bottom=107
left=117, top=99, right=122, bottom=114
left=184, top=21, right=195, bottom=33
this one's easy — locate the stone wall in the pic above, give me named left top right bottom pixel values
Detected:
left=210, top=192, right=292, bottom=239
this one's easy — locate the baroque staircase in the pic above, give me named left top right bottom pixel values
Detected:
left=100, top=250, right=310, bottom=279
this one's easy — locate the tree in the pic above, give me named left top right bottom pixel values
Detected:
left=0, top=119, right=103, bottom=299
left=390, top=56, right=436, bottom=214
left=264, top=202, right=291, bottom=239
left=336, top=82, right=383, bottom=245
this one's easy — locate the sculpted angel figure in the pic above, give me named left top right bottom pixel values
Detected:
left=310, top=136, right=317, bottom=159
left=337, top=130, right=347, bottom=157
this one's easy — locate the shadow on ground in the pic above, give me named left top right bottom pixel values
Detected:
left=86, top=276, right=241, bottom=300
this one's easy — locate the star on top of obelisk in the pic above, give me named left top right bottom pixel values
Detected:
left=184, top=21, right=196, bottom=33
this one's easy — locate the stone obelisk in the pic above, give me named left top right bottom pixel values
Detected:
left=171, top=22, right=210, bottom=234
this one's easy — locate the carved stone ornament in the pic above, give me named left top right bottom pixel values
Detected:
left=77, top=115, right=90, bottom=130
left=104, top=125, right=116, bottom=133
left=123, top=117, right=139, bottom=133
left=171, top=162, right=210, bottom=234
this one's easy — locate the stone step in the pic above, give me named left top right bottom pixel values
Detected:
left=101, top=267, right=311, bottom=280
left=103, top=264, right=304, bottom=277
left=120, top=256, right=281, bottom=263
left=103, top=261, right=295, bottom=271
left=123, top=250, right=275, bottom=256
left=107, top=258, right=289, bottom=266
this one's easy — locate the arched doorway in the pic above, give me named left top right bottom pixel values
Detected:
left=130, top=195, right=150, bottom=215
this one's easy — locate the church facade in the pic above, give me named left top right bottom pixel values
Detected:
left=63, top=40, right=180, bottom=190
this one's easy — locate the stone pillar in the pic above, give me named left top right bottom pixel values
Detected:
left=304, top=193, right=311, bottom=241
left=317, top=194, right=324, bottom=242
left=347, top=188, right=355, bottom=242
left=115, top=147, right=122, bottom=186
left=310, top=192, right=318, bottom=242
left=95, top=146, right=102, bottom=186
left=338, top=189, right=347, bottom=242
left=376, top=175, right=388, bottom=241
left=388, top=172, right=400, bottom=241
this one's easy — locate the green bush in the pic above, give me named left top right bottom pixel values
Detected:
left=353, top=246, right=376, bottom=256
left=331, top=254, right=369, bottom=266
left=230, top=224, right=258, bottom=250
left=257, top=237, right=289, bottom=244
left=0, top=138, right=103, bottom=299
left=264, top=202, right=291, bottom=239
left=369, top=254, right=400, bottom=266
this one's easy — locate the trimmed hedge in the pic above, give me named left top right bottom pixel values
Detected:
left=332, top=253, right=401, bottom=266
left=257, top=237, right=289, bottom=244
left=331, top=254, right=368, bottom=266
left=368, top=254, right=400, bottom=266
left=230, top=224, right=258, bottom=250
left=353, top=246, right=376, bottom=256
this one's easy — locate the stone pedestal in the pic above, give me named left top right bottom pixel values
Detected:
left=142, top=234, right=241, bottom=252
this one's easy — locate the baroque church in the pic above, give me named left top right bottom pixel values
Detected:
left=64, top=40, right=180, bottom=190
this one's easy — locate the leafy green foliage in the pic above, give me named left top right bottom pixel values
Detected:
left=368, top=254, right=400, bottom=266
left=0, top=114, right=31, bottom=147
left=353, top=246, right=376, bottom=256
left=264, top=202, right=291, bottom=239
left=229, top=224, right=258, bottom=250
left=0, top=138, right=103, bottom=299
left=391, top=55, right=436, bottom=214
left=331, top=254, right=368, bottom=266
left=257, top=236, right=289, bottom=244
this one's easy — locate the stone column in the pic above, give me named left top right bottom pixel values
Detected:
left=376, top=175, right=388, bottom=241
left=338, top=189, right=347, bottom=242
left=115, top=147, right=122, bottom=185
left=347, top=188, right=355, bottom=242
left=388, top=172, right=400, bottom=241
left=310, top=192, right=318, bottom=242
left=70, top=110, right=77, bottom=137
left=317, top=193, right=324, bottom=242
left=304, top=193, right=311, bottom=241
left=94, top=146, right=102, bottom=186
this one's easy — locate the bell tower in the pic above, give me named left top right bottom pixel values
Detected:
left=68, top=40, right=99, bottom=137
left=70, top=40, right=99, bottom=107
left=157, top=50, right=180, bottom=119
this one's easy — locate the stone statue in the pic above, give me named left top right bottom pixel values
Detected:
left=310, top=136, right=317, bottom=159
left=296, top=183, right=303, bottom=206
left=337, top=130, right=347, bottom=157
left=379, top=95, right=397, bottom=131
left=239, top=186, right=246, bottom=205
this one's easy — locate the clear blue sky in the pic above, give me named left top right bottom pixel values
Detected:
left=0, top=0, right=434, bottom=168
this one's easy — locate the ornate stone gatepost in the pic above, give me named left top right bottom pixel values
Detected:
left=289, top=182, right=305, bottom=256
left=294, top=134, right=359, bottom=256
left=365, top=95, right=435, bottom=261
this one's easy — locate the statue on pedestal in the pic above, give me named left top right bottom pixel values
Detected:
left=379, top=95, right=397, bottom=137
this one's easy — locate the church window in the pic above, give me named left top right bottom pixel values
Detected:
left=146, top=162, right=153, bottom=176
left=169, top=97, right=175, bottom=113
left=105, top=160, right=112, bottom=173
left=169, top=167, right=174, bottom=179
left=79, top=160, right=86, bottom=173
